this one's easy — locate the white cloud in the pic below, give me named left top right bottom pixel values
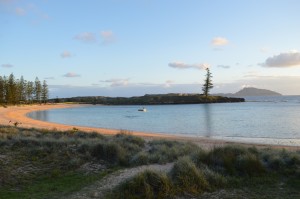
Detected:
left=217, top=65, right=230, bottom=69
left=261, top=51, right=300, bottom=67
left=260, top=47, right=270, bottom=53
left=74, top=32, right=97, bottom=43
left=101, top=78, right=129, bottom=87
left=60, top=51, right=72, bottom=58
left=1, top=64, right=13, bottom=68
left=211, top=37, right=229, bottom=46
left=15, top=7, right=25, bottom=15
left=164, top=80, right=174, bottom=88
left=168, top=62, right=209, bottom=70
left=63, top=72, right=80, bottom=77
left=100, top=31, right=115, bottom=45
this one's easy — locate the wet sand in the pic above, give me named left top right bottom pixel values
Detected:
left=0, top=104, right=299, bottom=150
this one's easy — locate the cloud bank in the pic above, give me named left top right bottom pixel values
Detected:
left=63, top=72, right=80, bottom=77
left=217, top=65, right=230, bottom=69
left=74, top=32, right=97, bottom=43
left=101, top=78, right=129, bottom=87
left=168, top=62, right=209, bottom=70
left=60, top=51, right=72, bottom=58
left=211, top=37, right=229, bottom=46
left=100, top=31, right=115, bottom=45
left=1, top=64, right=13, bottom=68
left=261, top=51, right=300, bottom=67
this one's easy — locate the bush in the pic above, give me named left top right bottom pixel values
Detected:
left=194, top=146, right=265, bottom=176
left=115, top=133, right=145, bottom=148
left=113, top=170, right=172, bottom=199
left=91, top=142, right=127, bottom=165
left=170, top=157, right=209, bottom=196
left=147, top=140, right=199, bottom=164
left=261, top=149, right=300, bottom=174
left=200, top=165, right=227, bottom=189
left=130, top=151, right=150, bottom=166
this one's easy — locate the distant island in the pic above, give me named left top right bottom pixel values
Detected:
left=215, top=87, right=282, bottom=97
left=52, top=93, right=245, bottom=105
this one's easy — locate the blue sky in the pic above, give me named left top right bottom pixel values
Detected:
left=1, top=0, right=300, bottom=98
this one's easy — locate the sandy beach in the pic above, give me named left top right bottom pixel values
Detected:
left=0, top=104, right=299, bottom=150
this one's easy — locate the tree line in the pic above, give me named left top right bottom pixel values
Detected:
left=0, top=73, right=49, bottom=105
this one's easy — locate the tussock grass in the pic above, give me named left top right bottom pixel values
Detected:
left=1, top=125, right=300, bottom=199
left=193, top=146, right=265, bottom=176
left=111, top=170, right=172, bottom=199
left=170, top=157, right=209, bottom=196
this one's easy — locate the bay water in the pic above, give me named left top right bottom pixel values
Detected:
left=27, top=96, right=300, bottom=146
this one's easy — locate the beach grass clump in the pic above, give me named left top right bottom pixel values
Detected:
left=261, top=148, right=300, bottom=175
left=90, top=134, right=145, bottom=166
left=200, top=165, right=227, bottom=189
left=130, top=151, right=150, bottom=166
left=115, top=132, right=145, bottom=147
left=90, top=141, right=127, bottom=165
left=111, top=170, right=172, bottom=199
left=147, top=140, right=199, bottom=164
left=170, top=156, right=209, bottom=196
left=194, top=146, right=265, bottom=176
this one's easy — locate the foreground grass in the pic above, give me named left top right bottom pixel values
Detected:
left=0, top=126, right=197, bottom=199
left=0, top=126, right=300, bottom=199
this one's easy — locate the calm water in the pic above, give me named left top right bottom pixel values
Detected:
left=28, top=96, right=300, bottom=146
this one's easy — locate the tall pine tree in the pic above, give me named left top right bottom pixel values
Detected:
left=34, top=77, right=42, bottom=103
left=41, top=80, right=49, bottom=103
left=202, top=68, right=213, bottom=97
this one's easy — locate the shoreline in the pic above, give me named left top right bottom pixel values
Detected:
left=0, top=104, right=299, bottom=150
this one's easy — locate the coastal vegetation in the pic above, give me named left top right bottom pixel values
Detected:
left=0, top=74, right=49, bottom=105
left=0, top=126, right=299, bottom=198
left=51, top=94, right=245, bottom=105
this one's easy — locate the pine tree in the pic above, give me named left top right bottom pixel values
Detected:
left=202, top=68, right=213, bottom=97
left=34, top=77, right=42, bottom=103
left=7, top=74, right=17, bottom=104
left=18, top=76, right=26, bottom=103
left=26, top=81, right=34, bottom=104
left=41, top=80, right=49, bottom=103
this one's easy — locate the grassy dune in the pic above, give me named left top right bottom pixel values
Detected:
left=0, top=126, right=299, bottom=199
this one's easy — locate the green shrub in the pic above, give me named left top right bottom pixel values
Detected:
left=261, top=149, right=300, bottom=174
left=91, top=142, right=127, bottom=165
left=115, top=133, right=145, bottom=147
left=194, top=146, right=265, bottom=176
left=113, top=170, right=172, bottom=199
left=170, top=157, right=209, bottom=195
left=130, top=151, right=150, bottom=166
left=147, top=140, right=199, bottom=164
left=200, top=165, right=227, bottom=189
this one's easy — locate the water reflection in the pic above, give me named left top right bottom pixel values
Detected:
left=204, top=104, right=212, bottom=137
left=29, top=111, right=49, bottom=121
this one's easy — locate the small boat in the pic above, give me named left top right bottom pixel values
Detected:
left=138, top=107, right=147, bottom=112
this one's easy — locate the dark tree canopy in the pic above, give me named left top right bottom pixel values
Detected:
left=202, top=68, right=213, bottom=97
left=0, top=73, right=49, bottom=105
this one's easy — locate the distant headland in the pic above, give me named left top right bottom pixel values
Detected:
left=51, top=94, right=245, bottom=105
left=215, top=87, right=282, bottom=97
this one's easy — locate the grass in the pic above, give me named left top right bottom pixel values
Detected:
left=0, top=171, right=109, bottom=199
left=1, top=125, right=300, bottom=198
left=110, top=170, right=173, bottom=199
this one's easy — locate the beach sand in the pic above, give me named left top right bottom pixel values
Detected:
left=0, top=104, right=299, bottom=150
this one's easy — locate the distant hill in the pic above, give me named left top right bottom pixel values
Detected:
left=214, top=87, right=282, bottom=97
left=234, top=87, right=282, bottom=96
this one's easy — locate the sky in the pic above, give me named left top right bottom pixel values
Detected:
left=1, top=0, right=300, bottom=98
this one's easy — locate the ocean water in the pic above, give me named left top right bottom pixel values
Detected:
left=28, top=96, right=300, bottom=146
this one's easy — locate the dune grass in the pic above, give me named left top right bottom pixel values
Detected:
left=1, top=125, right=300, bottom=199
